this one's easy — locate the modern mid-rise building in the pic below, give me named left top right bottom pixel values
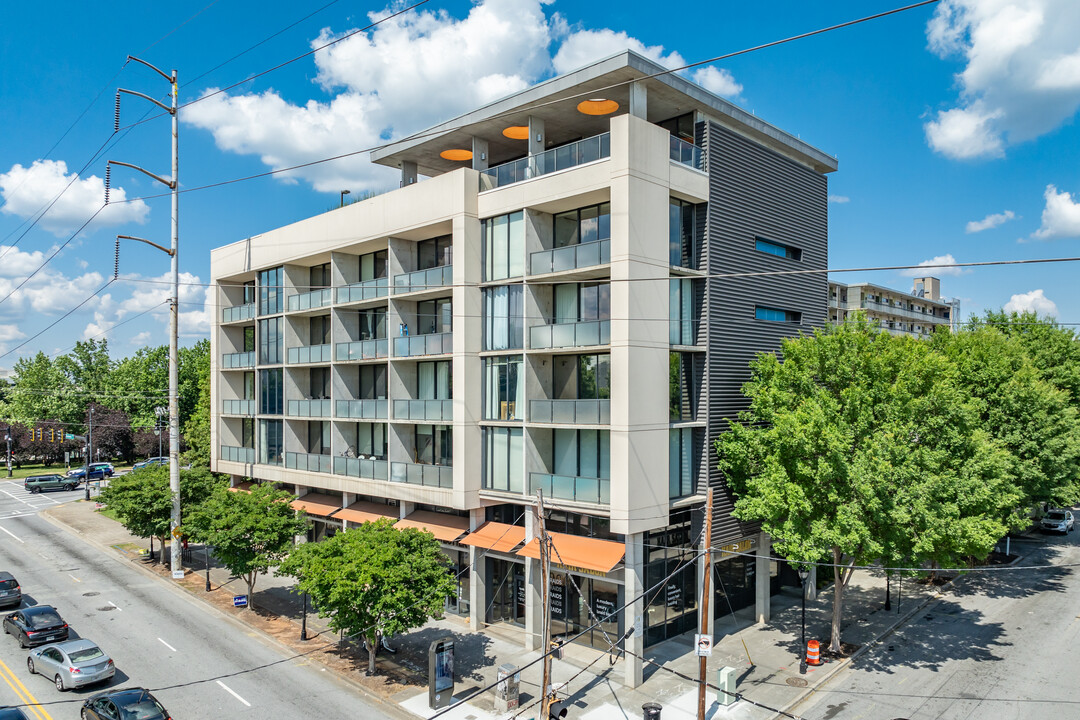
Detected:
left=829, top=276, right=960, bottom=337
left=210, top=50, right=836, bottom=687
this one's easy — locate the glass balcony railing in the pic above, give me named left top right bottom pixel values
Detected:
left=222, top=303, right=255, bottom=323
left=670, top=135, right=703, bottom=170
left=335, top=399, right=388, bottom=419
left=287, top=288, right=332, bottom=312
left=336, top=277, right=389, bottom=304
left=530, top=472, right=610, bottom=505
left=285, top=452, right=331, bottom=473
left=333, top=456, right=389, bottom=481
left=529, top=239, right=610, bottom=276
left=221, top=399, right=255, bottom=415
left=219, top=445, right=254, bottom=464
left=390, top=462, right=453, bottom=489
left=287, top=344, right=331, bottom=364
left=393, top=399, right=452, bottom=422
left=394, top=265, right=452, bottom=294
left=221, top=351, right=255, bottom=369
left=335, top=338, right=388, bottom=361
left=530, top=320, right=610, bottom=349
left=530, top=399, right=610, bottom=424
left=480, top=133, right=610, bottom=191
left=393, top=332, right=452, bottom=357
left=287, top=399, right=331, bottom=417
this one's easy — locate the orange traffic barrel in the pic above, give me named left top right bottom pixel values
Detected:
left=806, top=640, right=821, bottom=665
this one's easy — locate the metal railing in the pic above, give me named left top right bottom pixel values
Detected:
left=285, top=452, right=331, bottom=473
left=669, top=135, right=703, bottom=170
left=529, top=472, right=610, bottom=505
left=335, top=398, right=388, bottom=419
left=222, top=303, right=255, bottom=323
left=287, top=344, right=331, bottom=364
left=221, top=351, right=255, bottom=369
left=480, top=133, right=610, bottom=191
left=529, top=320, right=609, bottom=349
left=393, top=399, right=453, bottom=422
left=219, top=445, right=254, bottom=464
left=336, top=277, right=388, bottom=304
left=530, top=399, right=610, bottom=424
left=287, top=399, right=332, bottom=417
left=529, top=239, right=609, bottom=276
left=390, top=462, right=453, bottom=489
left=333, top=456, right=389, bottom=481
left=335, top=338, right=388, bottom=361
left=862, top=299, right=950, bottom=323
left=287, top=288, right=332, bottom=312
left=393, top=332, right=452, bottom=357
left=393, top=265, right=452, bottom=294
left=221, top=399, right=255, bottom=415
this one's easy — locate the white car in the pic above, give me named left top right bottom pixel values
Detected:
left=1041, top=509, right=1075, bottom=534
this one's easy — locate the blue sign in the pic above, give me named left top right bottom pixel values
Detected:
left=233, top=595, right=248, bottom=607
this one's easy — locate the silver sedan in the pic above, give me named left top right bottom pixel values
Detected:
left=26, top=639, right=115, bottom=691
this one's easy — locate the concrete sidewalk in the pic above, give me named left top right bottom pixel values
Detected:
left=42, top=499, right=963, bottom=720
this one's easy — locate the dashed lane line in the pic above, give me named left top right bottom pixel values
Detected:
left=0, top=524, right=24, bottom=543
left=158, top=638, right=177, bottom=652
left=217, top=680, right=251, bottom=707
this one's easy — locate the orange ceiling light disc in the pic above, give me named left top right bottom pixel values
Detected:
left=440, top=148, right=473, bottom=161
left=502, top=125, right=530, bottom=140
left=577, top=98, right=619, bottom=116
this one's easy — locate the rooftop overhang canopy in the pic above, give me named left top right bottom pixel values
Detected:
left=395, top=510, right=470, bottom=542
left=517, top=532, right=625, bottom=575
left=290, top=493, right=343, bottom=518
left=227, top=481, right=253, bottom=494
left=334, top=501, right=399, bottom=525
left=460, top=522, right=526, bottom=553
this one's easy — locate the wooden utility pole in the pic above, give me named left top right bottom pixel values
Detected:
left=538, top=490, right=552, bottom=720
left=698, top=488, right=714, bottom=719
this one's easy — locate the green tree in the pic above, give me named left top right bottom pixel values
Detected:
left=716, top=318, right=1016, bottom=653
left=189, top=484, right=308, bottom=609
left=178, top=339, right=210, bottom=428
left=975, top=311, right=1080, bottom=407
left=182, top=366, right=211, bottom=467
left=278, top=519, right=455, bottom=675
left=108, top=346, right=168, bottom=426
left=55, top=340, right=113, bottom=406
left=2, top=353, right=80, bottom=427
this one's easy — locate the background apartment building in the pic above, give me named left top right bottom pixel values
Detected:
left=210, top=51, right=836, bottom=687
left=829, top=276, right=960, bottom=337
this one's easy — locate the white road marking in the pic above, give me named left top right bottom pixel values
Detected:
left=107, top=601, right=122, bottom=611
left=0, top=489, right=32, bottom=507
left=216, top=680, right=251, bottom=706
left=69, top=574, right=80, bottom=583
left=0, top=525, right=24, bottom=543
left=158, top=638, right=176, bottom=652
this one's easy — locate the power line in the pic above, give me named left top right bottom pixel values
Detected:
left=0, top=279, right=115, bottom=362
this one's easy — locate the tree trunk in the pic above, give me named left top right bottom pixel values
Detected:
left=158, top=536, right=169, bottom=564
left=245, top=575, right=255, bottom=611
left=365, top=633, right=380, bottom=675
left=830, top=546, right=844, bottom=654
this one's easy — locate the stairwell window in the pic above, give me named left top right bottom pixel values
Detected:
left=755, top=237, right=801, bottom=261
left=755, top=306, right=802, bottom=324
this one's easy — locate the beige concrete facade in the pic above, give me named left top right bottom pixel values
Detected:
left=829, top=277, right=960, bottom=337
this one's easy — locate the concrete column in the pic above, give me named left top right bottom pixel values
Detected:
left=471, top=137, right=489, bottom=171
left=624, top=532, right=644, bottom=688
left=527, top=117, right=545, bottom=157
left=755, top=532, right=772, bottom=624
left=524, top=509, right=541, bottom=650
left=399, top=501, right=415, bottom=520
left=469, top=507, right=486, bottom=629
left=629, top=81, right=647, bottom=119
left=401, top=160, right=418, bottom=186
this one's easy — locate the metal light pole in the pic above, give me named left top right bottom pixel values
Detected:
left=884, top=573, right=891, bottom=611
left=154, top=406, right=166, bottom=458
left=301, top=592, right=309, bottom=641
left=4, top=426, right=11, bottom=478
left=339, top=189, right=350, bottom=207
left=798, top=567, right=809, bottom=675
left=205, top=543, right=212, bottom=592
left=84, top=407, right=93, bottom=501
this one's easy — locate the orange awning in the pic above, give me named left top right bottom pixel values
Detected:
left=460, top=522, right=526, bottom=553
left=290, top=493, right=343, bottom=518
left=228, top=481, right=253, bottom=493
left=517, top=532, right=625, bottom=575
left=395, top=511, right=470, bottom=542
left=335, top=501, right=399, bottom=525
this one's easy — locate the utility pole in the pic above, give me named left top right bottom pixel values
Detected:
left=4, top=425, right=11, bottom=478
left=108, top=56, right=182, bottom=580
left=537, top=490, right=553, bottom=720
left=84, top=408, right=93, bottom=501
left=698, top=488, right=714, bottom=719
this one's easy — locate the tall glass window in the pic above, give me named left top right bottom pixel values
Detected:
left=243, top=326, right=255, bottom=352
left=418, top=235, right=452, bottom=270
left=358, top=308, right=386, bottom=340
left=309, top=315, right=330, bottom=345
left=359, top=250, right=388, bottom=281
left=258, top=267, right=283, bottom=315
left=483, top=285, right=524, bottom=350
left=669, top=353, right=697, bottom=420
left=554, top=283, right=610, bottom=322
left=258, top=369, right=283, bottom=415
left=243, top=281, right=256, bottom=304
left=310, top=367, right=330, bottom=399
left=358, top=364, right=387, bottom=399
left=484, top=356, right=523, bottom=420
left=416, top=298, right=452, bottom=334
left=258, top=419, right=283, bottom=465
left=554, top=203, right=610, bottom=248
left=309, top=263, right=331, bottom=289
left=241, top=418, right=255, bottom=448
left=308, top=421, right=331, bottom=455
left=355, top=422, right=386, bottom=458
left=483, top=427, right=523, bottom=493
left=416, top=424, right=452, bottom=466
left=258, top=317, right=282, bottom=364
left=483, top=211, right=524, bottom=281
left=553, top=429, right=609, bottom=479
left=657, top=112, right=695, bottom=143
left=669, top=428, right=694, bottom=499
left=669, top=279, right=696, bottom=345
left=669, top=198, right=698, bottom=268
left=417, top=360, right=451, bottom=399
left=243, top=372, right=255, bottom=400
left=553, top=354, right=610, bottom=400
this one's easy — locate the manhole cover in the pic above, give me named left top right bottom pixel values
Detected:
left=97, top=606, right=116, bottom=612
left=82, top=592, right=99, bottom=597
left=786, top=677, right=808, bottom=687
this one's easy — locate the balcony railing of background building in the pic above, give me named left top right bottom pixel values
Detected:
left=335, top=398, right=388, bottom=420
left=222, top=303, right=255, bottom=323
left=287, top=288, right=332, bottom=312
left=529, top=472, right=609, bottom=505
left=393, top=399, right=453, bottom=422
left=393, top=265, right=452, bottom=294
left=220, top=445, right=254, bottom=464
left=221, top=351, right=255, bottom=369
left=221, top=399, right=255, bottom=415
left=393, top=332, right=453, bottom=357
left=335, top=338, right=388, bottom=361
left=333, top=455, right=389, bottom=481
left=862, top=299, right=949, bottom=323
left=287, top=399, right=332, bottom=417
left=336, top=277, right=389, bottom=304
left=669, top=136, right=703, bottom=170
left=479, top=133, right=611, bottom=191
left=530, top=320, right=610, bottom=350
left=530, top=239, right=610, bottom=276
left=390, top=462, right=453, bottom=488
left=287, top=344, right=331, bottom=364
left=285, top=452, right=331, bottom=473
left=529, top=399, right=610, bottom=424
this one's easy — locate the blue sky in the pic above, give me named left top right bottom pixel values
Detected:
left=2, top=0, right=1079, bottom=370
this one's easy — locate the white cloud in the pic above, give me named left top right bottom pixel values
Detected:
left=1029, top=184, right=1080, bottom=240
left=0, top=160, right=150, bottom=236
left=690, top=67, right=742, bottom=98
left=130, top=331, right=152, bottom=346
left=900, top=253, right=970, bottom=277
left=552, top=28, right=684, bottom=74
left=965, top=209, right=1016, bottom=233
left=1003, top=288, right=1058, bottom=316
left=925, top=0, right=1080, bottom=159
left=828, top=195, right=850, bottom=204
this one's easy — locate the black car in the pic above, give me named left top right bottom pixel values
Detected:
left=0, top=708, right=30, bottom=720
left=2, top=606, right=69, bottom=648
left=81, top=688, right=170, bottom=720
left=0, top=573, right=21, bottom=609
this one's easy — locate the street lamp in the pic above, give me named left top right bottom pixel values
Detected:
left=339, top=189, right=350, bottom=207
left=205, top=543, right=212, bottom=592
left=798, top=567, right=809, bottom=675
left=301, top=591, right=309, bottom=641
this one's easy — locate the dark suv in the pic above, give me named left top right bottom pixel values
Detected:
left=0, top=573, right=20, bottom=609
left=23, top=474, right=79, bottom=493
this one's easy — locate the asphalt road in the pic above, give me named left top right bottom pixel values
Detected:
left=0, top=509, right=388, bottom=719
left=798, top=525, right=1080, bottom=720
left=0, top=480, right=86, bottom=522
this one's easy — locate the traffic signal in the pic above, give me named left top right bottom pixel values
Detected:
left=548, top=701, right=568, bottom=719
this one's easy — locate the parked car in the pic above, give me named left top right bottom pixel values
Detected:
left=66, top=463, right=114, bottom=481
left=132, top=457, right=167, bottom=472
left=23, top=474, right=80, bottom=493
left=0, top=707, right=30, bottom=720
left=2, top=606, right=69, bottom=648
left=28, top=638, right=115, bottom=691
left=1041, top=509, right=1075, bottom=534
left=0, top=572, right=21, bottom=609
left=81, top=688, right=169, bottom=720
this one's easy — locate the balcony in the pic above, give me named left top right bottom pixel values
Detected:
left=335, top=398, right=388, bottom=420
left=336, top=277, right=389, bottom=304
left=393, top=265, right=452, bottom=295
left=335, top=338, right=388, bottom=362
left=479, top=133, right=610, bottom=191
left=393, top=399, right=453, bottom=422
left=285, top=452, right=331, bottom=473
left=861, top=299, right=949, bottom=323
left=287, top=399, right=331, bottom=417
left=220, top=445, right=254, bottom=464
left=530, top=399, right=610, bottom=424
left=530, top=239, right=609, bottom=276
left=529, top=472, right=609, bottom=505
left=221, top=351, right=255, bottom=369
left=390, top=462, right=453, bottom=489
left=221, top=399, right=255, bottom=415
left=829, top=298, right=848, bottom=309
left=222, top=303, right=254, bottom=323
left=530, top=320, right=609, bottom=350
left=287, top=344, right=331, bottom=364
left=669, top=135, right=704, bottom=170
left=287, top=288, right=332, bottom=312
left=333, top=456, right=389, bottom=481
left=393, top=332, right=452, bottom=358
